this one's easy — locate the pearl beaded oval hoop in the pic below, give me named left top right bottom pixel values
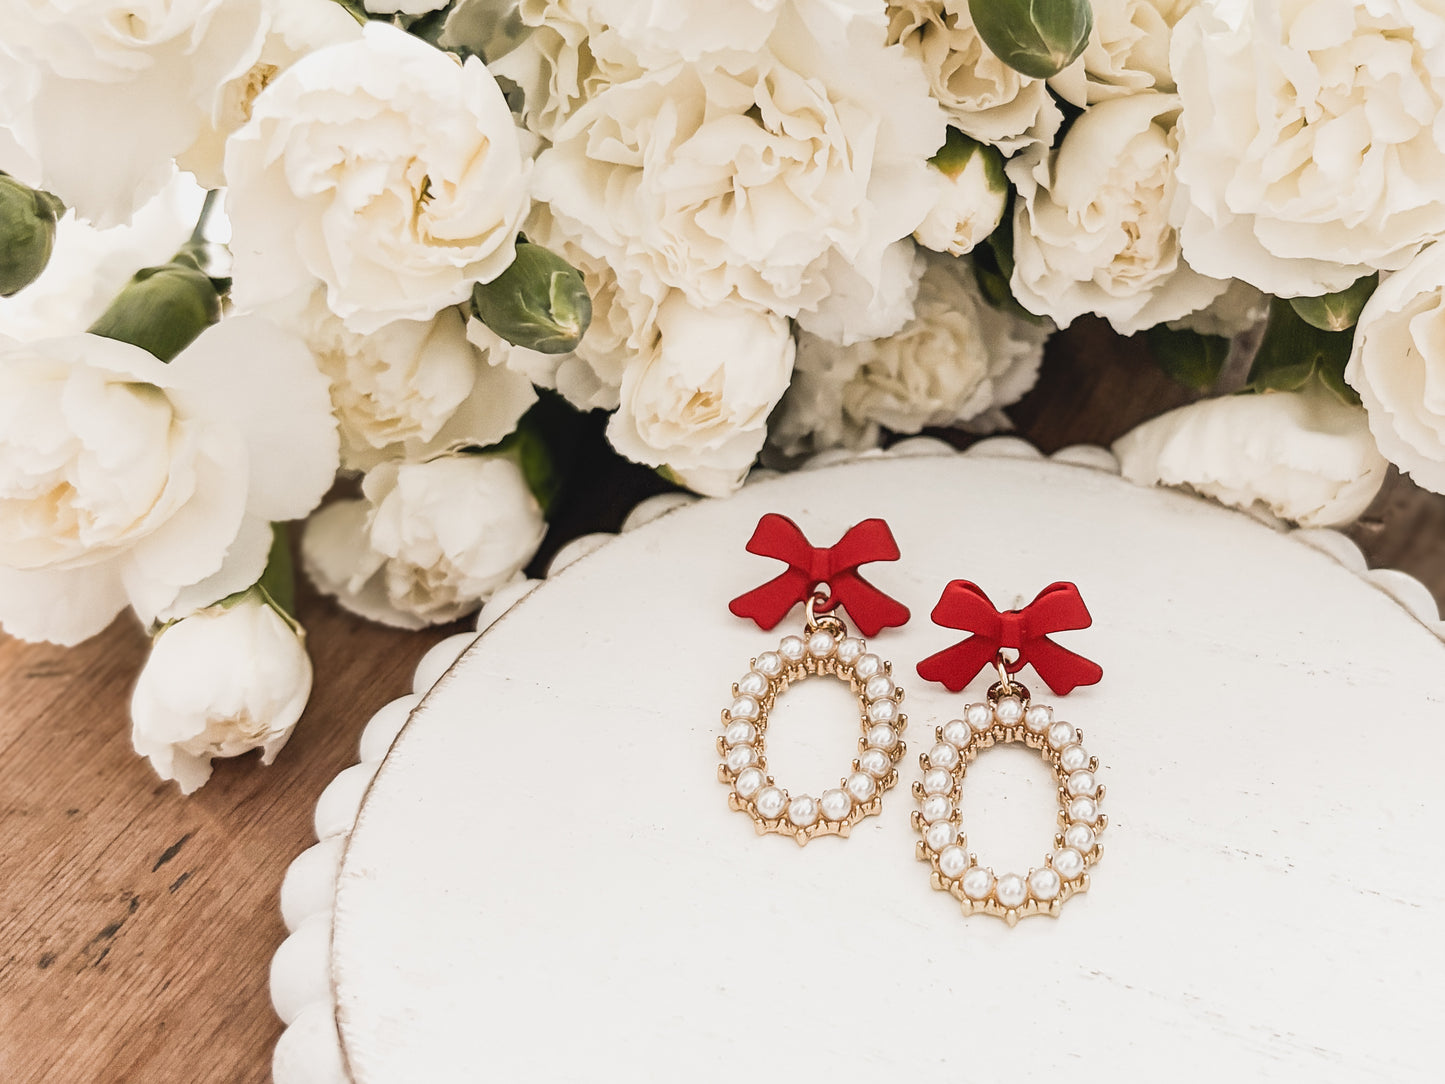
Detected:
left=718, top=622, right=907, bottom=845
left=912, top=685, right=1106, bottom=924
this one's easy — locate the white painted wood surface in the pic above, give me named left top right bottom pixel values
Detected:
left=326, top=454, right=1445, bottom=1083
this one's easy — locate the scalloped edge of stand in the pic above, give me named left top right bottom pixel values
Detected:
left=268, top=438, right=1444, bottom=1083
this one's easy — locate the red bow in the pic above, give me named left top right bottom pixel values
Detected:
left=727, top=514, right=910, bottom=637
left=915, top=581, right=1102, bottom=696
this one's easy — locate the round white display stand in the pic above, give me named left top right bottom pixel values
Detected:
left=286, top=449, right=1445, bottom=1083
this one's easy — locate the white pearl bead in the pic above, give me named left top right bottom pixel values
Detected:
left=1052, top=847, right=1085, bottom=880
left=920, top=795, right=952, bottom=823
left=819, top=788, right=853, bottom=821
left=724, top=720, right=756, bottom=747
left=737, top=671, right=769, bottom=697
left=1059, top=744, right=1089, bottom=772
left=941, top=719, right=972, bottom=748
left=1028, top=867, right=1061, bottom=901
left=754, top=786, right=787, bottom=819
left=858, top=747, right=892, bottom=778
left=1069, top=797, right=1098, bottom=824
left=1047, top=721, right=1077, bottom=749
left=924, top=820, right=959, bottom=852
left=835, top=637, right=865, bottom=665
left=806, top=630, right=836, bottom=658
left=964, top=703, right=992, bottom=730
left=994, top=873, right=1027, bottom=908
left=865, top=724, right=898, bottom=751
left=778, top=636, right=805, bottom=661
left=1067, top=770, right=1097, bottom=797
left=755, top=652, right=783, bottom=677
left=867, top=698, right=898, bottom=724
left=854, top=653, right=883, bottom=679
left=961, top=867, right=994, bottom=900
left=927, top=742, right=958, bottom=770
left=787, top=795, right=819, bottom=827
left=846, top=771, right=876, bottom=802
left=734, top=767, right=765, bottom=799
left=725, top=745, right=757, bottom=772
left=1023, top=703, right=1053, bottom=732
left=729, top=695, right=760, bottom=721
left=864, top=674, right=894, bottom=701
left=922, top=767, right=952, bottom=795
left=1064, top=823, right=1095, bottom=852
left=994, top=696, right=1023, bottom=725
left=938, top=845, right=969, bottom=879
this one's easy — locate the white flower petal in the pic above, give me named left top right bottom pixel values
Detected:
left=0, top=562, right=129, bottom=646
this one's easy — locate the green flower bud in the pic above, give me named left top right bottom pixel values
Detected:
left=1288, top=273, right=1379, bottom=333
left=88, top=261, right=224, bottom=362
left=0, top=172, right=65, bottom=297
left=470, top=242, right=593, bottom=355
left=969, top=0, right=1093, bottom=80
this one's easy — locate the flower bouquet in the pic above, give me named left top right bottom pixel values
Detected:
left=1, top=0, right=1440, bottom=791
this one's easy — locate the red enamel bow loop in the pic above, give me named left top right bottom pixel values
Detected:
left=727, top=514, right=910, bottom=637
left=915, top=581, right=1102, bottom=696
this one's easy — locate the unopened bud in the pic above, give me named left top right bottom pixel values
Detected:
left=470, top=242, right=592, bottom=355
left=88, top=261, right=223, bottom=362
left=0, top=172, right=64, bottom=297
left=1289, top=274, right=1378, bottom=333
left=916, top=129, right=1008, bottom=257
left=969, top=0, right=1093, bottom=79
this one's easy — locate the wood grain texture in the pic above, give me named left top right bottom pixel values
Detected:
left=1, top=321, right=1442, bottom=1084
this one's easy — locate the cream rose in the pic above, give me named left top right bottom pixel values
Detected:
left=303, top=453, right=546, bottom=629
left=606, top=294, right=795, bottom=497
left=1114, top=386, right=1388, bottom=527
left=771, top=253, right=1047, bottom=455
left=1346, top=244, right=1445, bottom=494
left=299, top=294, right=536, bottom=471
left=0, top=317, right=339, bottom=645
left=0, top=0, right=267, bottom=227
left=131, top=591, right=312, bottom=794
left=226, top=22, right=531, bottom=334
left=1050, top=0, right=1192, bottom=106
left=1172, top=0, right=1445, bottom=297
left=887, top=0, right=1061, bottom=154
left=1008, top=92, right=1227, bottom=334
left=533, top=8, right=943, bottom=322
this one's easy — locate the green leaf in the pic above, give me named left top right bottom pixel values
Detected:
left=1247, top=296, right=1358, bottom=402
left=470, top=242, right=593, bottom=355
left=1145, top=325, right=1231, bottom=391
left=485, top=415, right=561, bottom=513
left=87, top=260, right=223, bottom=362
left=969, top=0, right=1094, bottom=79
left=0, top=172, right=64, bottom=297
left=1288, top=273, right=1379, bottom=333
left=930, top=127, right=1007, bottom=195
left=256, top=524, right=297, bottom=620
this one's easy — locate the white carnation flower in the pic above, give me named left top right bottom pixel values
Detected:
left=1114, top=386, right=1388, bottom=527
left=1346, top=243, right=1445, bottom=494
left=131, top=591, right=311, bottom=794
left=771, top=254, right=1047, bottom=455
left=887, top=0, right=1061, bottom=154
left=365, top=0, right=448, bottom=13
left=1050, top=0, right=1193, bottom=106
left=299, top=294, right=536, bottom=471
left=0, top=0, right=268, bottom=226
left=0, top=317, right=339, bottom=645
left=303, top=453, right=546, bottom=629
left=606, top=294, right=795, bottom=497
left=226, top=23, right=531, bottom=334
left=797, top=241, right=924, bottom=347
left=534, top=7, right=944, bottom=322
left=0, top=174, right=203, bottom=342
left=1172, top=0, right=1445, bottom=297
left=1008, top=92, right=1227, bottom=335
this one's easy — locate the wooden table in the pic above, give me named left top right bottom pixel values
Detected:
left=4, top=320, right=1442, bottom=1083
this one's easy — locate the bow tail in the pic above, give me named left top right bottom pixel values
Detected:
left=727, top=568, right=812, bottom=630
left=1021, top=637, right=1103, bottom=695
left=914, top=637, right=998, bottom=692
left=829, top=570, right=911, bottom=637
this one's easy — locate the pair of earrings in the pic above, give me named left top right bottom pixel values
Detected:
left=716, top=513, right=1108, bottom=926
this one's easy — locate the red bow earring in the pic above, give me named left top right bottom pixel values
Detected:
left=717, top=514, right=911, bottom=845
left=912, top=579, right=1108, bottom=926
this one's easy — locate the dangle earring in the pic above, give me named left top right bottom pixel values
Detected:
left=719, top=513, right=911, bottom=845
left=913, top=581, right=1107, bottom=924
